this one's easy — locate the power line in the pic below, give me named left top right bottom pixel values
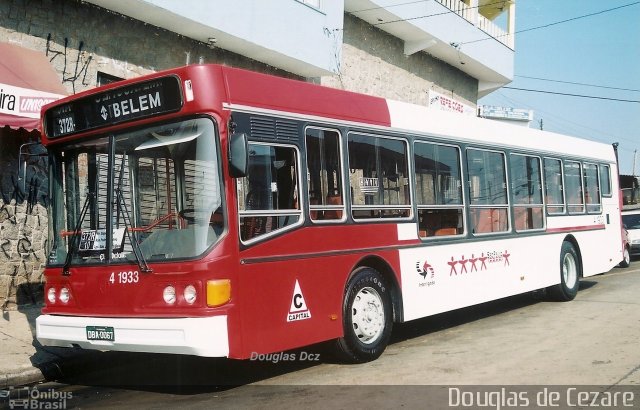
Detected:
left=489, top=91, right=640, bottom=148
left=502, top=87, right=640, bottom=103
left=515, top=75, right=640, bottom=93
left=461, top=1, right=640, bottom=45
left=351, top=1, right=640, bottom=52
left=516, top=1, right=640, bottom=35
left=485, top=93, right=639, bottom=168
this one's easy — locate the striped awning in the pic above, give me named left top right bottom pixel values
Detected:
left=0, top=42, right=67, bottom=131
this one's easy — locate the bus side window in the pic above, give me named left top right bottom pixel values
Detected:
left=237, top=143, right=302, bottom=242
left=414, top=141, right=464, bottom=237
left=510, top=154, right=544, bottom=231
left=471, top=208, right=508, bottom=233
left=564, top=161, right=584, bottom=214
left=305, top=128, right=345, bottom=222
left=543, top=158, right=565, bottom=214
left=348, top=133, right=411, bottom=219
left=584, top=163, right=601, bottom=213
left=467, top=148, right=509, bottom=234
left=599, top=164, right=611, bottom=197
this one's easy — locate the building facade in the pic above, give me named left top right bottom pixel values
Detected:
left=0, top=0, right=515, bottom=308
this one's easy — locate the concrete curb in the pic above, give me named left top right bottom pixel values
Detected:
left=1, top=348, right=107, bottom=389
left=0, top=305, right=104, bottom=389
left=2, top=367, right=45, bottom=389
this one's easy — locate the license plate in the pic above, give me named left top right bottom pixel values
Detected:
left=86, top=326, right=115, bottom=341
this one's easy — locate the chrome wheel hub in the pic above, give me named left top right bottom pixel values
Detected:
left=351, top=287, right=385, bottom=345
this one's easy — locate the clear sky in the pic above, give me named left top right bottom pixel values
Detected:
left=479, top=0, right=640, bottom=176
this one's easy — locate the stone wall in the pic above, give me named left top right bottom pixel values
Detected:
left=0, top=1, right=478, bottom=308
left=0, top=128, right=48, bottom=309
left=0, top=0, right=298, bottom=309
left=320, top=13, right=478, bottom=107
left=0, top=0, right=299, bottom=97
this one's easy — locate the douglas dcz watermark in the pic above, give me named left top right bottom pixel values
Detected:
left=249, top=351, right=321, bottom=364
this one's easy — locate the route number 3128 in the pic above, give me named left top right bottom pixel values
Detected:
left=109, top=271, right=139, bottom=284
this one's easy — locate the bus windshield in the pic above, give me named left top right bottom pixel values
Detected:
left=47, top=118, right=224, bottom=267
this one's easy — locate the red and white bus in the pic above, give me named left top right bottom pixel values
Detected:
left=36, top=64, right=623, bottom=363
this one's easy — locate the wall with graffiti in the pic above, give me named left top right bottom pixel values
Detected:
left=0, top=0, right=299, bottom=308
left=0, top=129, right=48, bottom=308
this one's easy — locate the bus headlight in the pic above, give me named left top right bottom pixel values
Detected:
left=47, top=287, right=56, bottom=304
left=184, top=285, right=197, bottom=304
left=59, top=287, right=70, bottom=304
left=163, top=286, right=176, bottom=304
left=206, top=279, right=231, bottom=307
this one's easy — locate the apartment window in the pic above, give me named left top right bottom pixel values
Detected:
left=348, top=133, right=411, bottom=219
left=544, top=158, right=565, bottom=214
left=414, top=141, right=464, bottom=237
left=97, top=72, right=123, bottom=86
left=510, top=154, right=544, bottom=231
left=467, top=149, right=509, bottom=234
left=306, top=128, right=344, bottom=221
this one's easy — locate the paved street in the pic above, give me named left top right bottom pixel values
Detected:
left=9, top=264, right=640, bottom=409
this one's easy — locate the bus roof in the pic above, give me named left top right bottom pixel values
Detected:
left=42, top=64, right=617, bottom=164
left=219, top=65, right=616, bottom=163
left=385, top=100, right=617, bottom=164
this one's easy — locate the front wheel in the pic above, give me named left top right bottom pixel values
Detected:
left=332, top=268, right=393, bottom=363
left=548, top=241, right=581, bottom=301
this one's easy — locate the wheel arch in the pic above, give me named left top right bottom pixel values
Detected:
left=349, top=255, right=404, bottom=323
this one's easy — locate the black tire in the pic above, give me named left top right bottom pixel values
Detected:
left=548, top=241, right=581, bottom=301
left=618, top=247, right=631, bottom=268
left=332, top=267, right=393, bottom=363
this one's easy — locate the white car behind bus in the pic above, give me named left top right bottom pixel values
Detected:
left=622, top=209, right=640, bottom=264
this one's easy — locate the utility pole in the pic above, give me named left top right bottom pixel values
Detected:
left=539, top=119, right=543, bottom=130
left=633, top=149, right=638, bottom=177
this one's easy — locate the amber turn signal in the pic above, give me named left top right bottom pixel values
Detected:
left=206, top=279, right=231, bottom=307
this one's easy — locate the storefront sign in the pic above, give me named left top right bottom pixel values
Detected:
left=0, top=82, right=62, bottom=119
left=479, top=105, right=533, bottom=121
left=428, top=90, right=476, bottom=116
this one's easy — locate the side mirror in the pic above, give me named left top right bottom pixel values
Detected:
left=228, top=132, right=248, bottom=178
left=17, top=143, right=46, bottom=192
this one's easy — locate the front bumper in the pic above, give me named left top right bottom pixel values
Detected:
left=36, top=314, right=229, bottom=357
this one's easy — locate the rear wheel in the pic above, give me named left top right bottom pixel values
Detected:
left=333, top=268, right=393, bottom=363
left=549, top=241, right=581, bottom=301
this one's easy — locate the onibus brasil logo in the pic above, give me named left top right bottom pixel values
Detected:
left=1, top=386, right=72, bottom=409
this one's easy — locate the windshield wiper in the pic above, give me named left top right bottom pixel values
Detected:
left=115, top=188, right=152, bottom=273
left=62, top=192, right=92, bottom=276
left=115, top=156, right=152, bottom=273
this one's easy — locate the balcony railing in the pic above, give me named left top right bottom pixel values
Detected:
left=437, top=0, right=474, bottom=20
left=435, top=0, right=514, bottom=49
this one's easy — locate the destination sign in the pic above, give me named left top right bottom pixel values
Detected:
left=45, top=76, right=182, bottom=138
left=78, top=228, right=126, bottom=254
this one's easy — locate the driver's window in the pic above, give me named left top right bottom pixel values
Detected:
left=237, top=142, right=302, bottom=242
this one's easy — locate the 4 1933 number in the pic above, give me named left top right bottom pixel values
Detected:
left=109, top=270, right=139, bottom=284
